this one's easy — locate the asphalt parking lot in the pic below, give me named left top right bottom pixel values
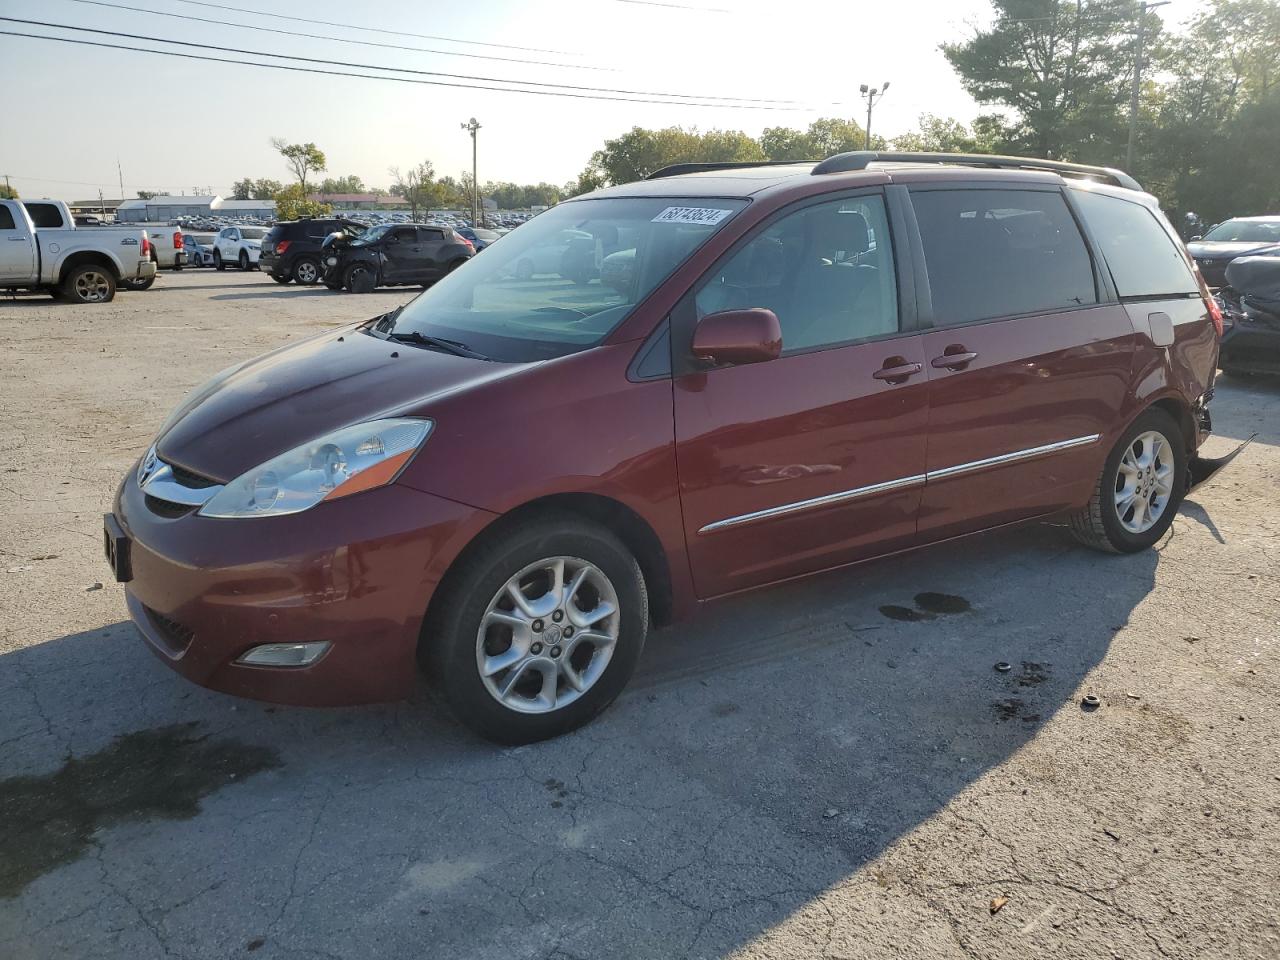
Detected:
left=2, top=269, right=1279, bottom=960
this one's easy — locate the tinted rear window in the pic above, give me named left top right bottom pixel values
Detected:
left=0, top=206, right=15, bottom=230
left=1072, top=190, right=1198, bottom=298
left=912, top=188, right=1097, bottom=325
left=23, top=202, right=64, bottom=229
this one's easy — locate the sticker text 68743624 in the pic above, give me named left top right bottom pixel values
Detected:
left=651, top=206, right=734, bottom=226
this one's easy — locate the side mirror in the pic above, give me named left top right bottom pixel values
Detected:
left=691, top=308, right=783, bottom=367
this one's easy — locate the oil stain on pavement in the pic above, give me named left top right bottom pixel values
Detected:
left=0, top=722, right=280, bottom=898
left=878, top=591, right=972, bottom=621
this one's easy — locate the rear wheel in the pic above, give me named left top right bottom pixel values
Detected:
left=121, top=276, right=156, bottom=291
left=422, top=516, right=648, bottom=744
left=271, top=274, right=291, bottom=284
left=1069, top=408, right=1186, bottom=553
left=292, top=257, right=321, bottom=285
left=62, top=265, right=116, bottom=303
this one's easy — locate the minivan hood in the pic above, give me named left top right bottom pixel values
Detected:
left=157, top=328, right=516, bottom=482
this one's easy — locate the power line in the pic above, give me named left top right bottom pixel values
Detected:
left=162, top=0, right=575, bottom=54
left=61, top=0, right=612, bottom=71
left=611, top=0, right=730, bottom=10
left=0, top=30, right=819, bottom=110
left=3, top=17, right=815, bottom=106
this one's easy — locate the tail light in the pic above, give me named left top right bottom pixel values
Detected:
left=454, top=231, right=474, bottom=248
left=141, top=236, right=151, bottom=256
left=275, top=240, right=290, bottom=255
left=173, top=231, right=184, bottom=250
left=1194, top=268, right=1224, bottom=337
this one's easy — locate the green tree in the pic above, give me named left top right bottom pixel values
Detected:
left=582, top=126, right=766, bottom=186
left=270, top=138, right=327, bottom=194
left=318, top=174, right=366, bottom=194
left=136, top=190, right=158, bottom=200
left=891, top=114, right=1003, bottom=153
left=0, top=182, right=17, bottom=199
left=272, top=184, right=331, bottom=221
left=759, top=117, right=885, bottom=161
left=941, top=0, right=1143, bottom=162
left=231, top=178, right=283, bottom=201
left=389, top=162, right=445, bottom=221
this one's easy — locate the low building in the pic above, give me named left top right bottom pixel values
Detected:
left=308, top=193, right=407, bottom=210
left=116, top=195, right=277, bottom=222
left=69, top=198, right=125, bottom=218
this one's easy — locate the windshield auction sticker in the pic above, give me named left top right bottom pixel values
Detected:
left=651, top=206, right=734, bottom=226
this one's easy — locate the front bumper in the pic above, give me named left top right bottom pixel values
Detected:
left=111, top=470, right=495, bottom=706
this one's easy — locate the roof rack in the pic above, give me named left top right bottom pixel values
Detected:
left=810, top=151, right=1143, bottom=191
left=645, top=160, right=816, bottom=180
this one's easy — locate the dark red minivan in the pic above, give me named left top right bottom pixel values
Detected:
left=107, top=152, right=1222, bottom=742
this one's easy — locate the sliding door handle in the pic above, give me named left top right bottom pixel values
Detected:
left=873, top=361, right=923, bottom=383
left=931, top=350, right=979, bottom=370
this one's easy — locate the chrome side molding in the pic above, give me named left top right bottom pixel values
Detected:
left=699, top=434, right=1101, bottom=534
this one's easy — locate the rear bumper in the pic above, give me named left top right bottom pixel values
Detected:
left=258, top=252, right=283, bottom=275
left=135, top=260, right=158, bottom=281
left=111, top=470, right=496, bottom=706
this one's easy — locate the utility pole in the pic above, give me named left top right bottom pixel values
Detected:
left=859, top=82, right=890, bottom=150
left=1126, top=1, right=1170, bottom=171
left=117, top=158, right=125, bottom=200
left=460, top=117, right=482, bottom=226
left=3, top=174, right=11, bottom=197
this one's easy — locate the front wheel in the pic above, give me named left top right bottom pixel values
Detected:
left=238, top=250, right=251, bottom=271
left=1068, top=408, right=1186, bottom=553
left=422, top=516, right=648, bottom=744
left=214, top=251, right=224, bottom=271
left=344, top=263, right=376, bottom=293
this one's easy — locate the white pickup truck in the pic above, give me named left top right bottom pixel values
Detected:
left=1, top=199, right=157, bottom=303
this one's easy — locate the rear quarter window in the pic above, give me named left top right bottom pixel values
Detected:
left=0, top=206, right=16, bottom=230
left=1071, top=190, right=1199, bottom=299
left=23, top=202, right=65, bottom=229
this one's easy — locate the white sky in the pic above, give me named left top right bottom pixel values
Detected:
left=0, top=0, right=1208, bottom=201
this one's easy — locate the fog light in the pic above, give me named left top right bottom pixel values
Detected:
left=236, top=641, right=331, bottom=667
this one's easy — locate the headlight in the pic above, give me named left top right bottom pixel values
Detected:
left=199, top=418, right=432, bottom=518
left=326, top=256, right=338, bottom=266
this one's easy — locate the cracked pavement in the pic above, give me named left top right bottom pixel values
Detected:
left=2, top=271, right=1279, bottom=959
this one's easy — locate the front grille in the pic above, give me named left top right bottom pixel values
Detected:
left=143, top=605, right=195, bottom=654
left=144, top=494, right=193, bottom=519
left=168, top=463, right=218, bottom=489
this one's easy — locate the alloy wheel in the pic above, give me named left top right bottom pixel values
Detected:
left=75, top=271, right=111, bottom=302
left=475, top=556, right=620, bottom=714
left=1114, top=430, right=1175, bottom=534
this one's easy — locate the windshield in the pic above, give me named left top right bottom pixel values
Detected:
left=240, top=228, right=267, bottom=240
left=383, top=196, right=748, bottom=362
left=352, top=223, right=399, bottom=245
left=1202, top=219, right=1280, bottom=243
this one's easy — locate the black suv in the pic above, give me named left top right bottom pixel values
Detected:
left=321, top=222, right=474, bottom=293
left=260, top=218, right=366, bottom=285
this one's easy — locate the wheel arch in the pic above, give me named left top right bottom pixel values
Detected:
left=422, top=492, right=676, bottom=650
left=57, top=251, right=121, bottom=285
left=1148, top=395, right=1196, bottom=455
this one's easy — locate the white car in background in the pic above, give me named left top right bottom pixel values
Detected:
left=212, top=226, right=267, bottom=271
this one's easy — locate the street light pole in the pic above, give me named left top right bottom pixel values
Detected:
left=460, top=117, right=482, bottom=226
left=1126, top=1, right=1169, bottom=171
left=859, top=82, right=890, bottom=151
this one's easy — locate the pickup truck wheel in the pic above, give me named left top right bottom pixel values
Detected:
left=214, top=251, right=225, bottom=271
left=292, top=257, right=321, bottom=284
left=121, top=276, right=156, bottom=291
left=238, top=250, right=251, bottom=270
left=345, top=263, right=376, bottom=294
left=63, top=265, right=116, bottom=304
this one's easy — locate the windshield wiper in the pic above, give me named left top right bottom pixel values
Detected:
left=387, top=330, right=489, bottom=360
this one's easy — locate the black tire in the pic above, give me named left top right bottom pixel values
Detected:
left=515, top=258, right=534, bottom=281
left=62, top=264, right=117, bottom=303
left=422, top=515, right=649, bottom=744
left=1068, top=408, right=1187, bottom=554
left=271, top=273, right=292, bottom=285
left=344, top=263, right=376, bottom=294
left=292, top=257, right=321, bottom=285
left=238, top=250, right=251, bottom=271
left=323, top=280, right=343, bottom=291
left=214, top=251, right=225, bottom=271
left=121, top=276, right=156, bottom=291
